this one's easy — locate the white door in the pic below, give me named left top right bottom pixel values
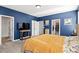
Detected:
left=34, top=21, right=39, bottom=36
left=32, top=20, right=35, bottom=36
left=2, top=16, right=14, bottom=41
left=39, top=21, right=44, bottom=35
left=2, top=17, right=10, bottom=38
left=10, top=17, right=14, bottom=41
left=0, top=15, right=14, bottom=45
left=51, top=19, right=60, bottom=35
left=32, top=20, right=39, bottom=36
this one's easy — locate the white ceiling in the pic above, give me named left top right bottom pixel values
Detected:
left=2, top=5, right=78, bottom=17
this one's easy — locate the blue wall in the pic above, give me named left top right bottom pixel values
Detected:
left=0, top=6, right=37, bottom=39
left=38, top=11, right=78, bottom=36
left=0, top=6, right=78, bottom=37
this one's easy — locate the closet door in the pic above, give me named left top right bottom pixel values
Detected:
left=32, top=20, right=39, bottom=36
left=34, top=21, right=39, bottom=36
left=39, top=21, right=44, bottom=35
left=10, top=17, right=14, bottom=41
left=51, top=19, right=60, bottom=35
left=32, top=20, right=35, bottom=36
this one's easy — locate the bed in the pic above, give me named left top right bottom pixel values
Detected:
left=23, top=34, right=65, bottom=53
left=64, top=36, right=79, bottom=53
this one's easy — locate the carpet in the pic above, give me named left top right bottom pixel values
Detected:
left=0, top=40, right=24, bottom=53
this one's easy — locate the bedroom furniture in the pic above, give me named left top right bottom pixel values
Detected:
left=17, top=22, right=31, bottom=40
left=23, top=34, right=64, bottom=53
left=71, top=28, right=77, bottom=36
left=64, top=36, right=79, bottom=53
left=19, top=30, right=30, bottom=40
left=71, top=33, right=77, bottom=36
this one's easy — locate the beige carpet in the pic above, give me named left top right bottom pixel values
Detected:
left=0, top=40, right=24, bottom=53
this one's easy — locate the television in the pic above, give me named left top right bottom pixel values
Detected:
left=17, top=22, right=30, bottom=30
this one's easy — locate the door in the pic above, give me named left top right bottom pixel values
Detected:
left=1, top=15, right=14, bottom=41
left=51, top=19, right=60, bottom=35
left=32, top=20, right=35, bottom=36
left=32, top=20, right=39, bottom=36
left=39, top=21, right=44, bottom=35
left=1, top=16, right=11, bottom=44
left=34, top=21, right=39, bottom=36
left=10, top=17, right=14, bottom=41
left=0, top=15, right=14, bottom=45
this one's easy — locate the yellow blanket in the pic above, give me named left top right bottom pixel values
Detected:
left=23, top=34, right=64, bottom=53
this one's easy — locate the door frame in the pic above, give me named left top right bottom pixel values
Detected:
left=51, top=19, right=60, bottom=35
left=0, top=15, right=14, bottom=44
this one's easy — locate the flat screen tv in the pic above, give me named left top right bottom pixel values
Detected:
left=17, top=23, right=30, bottom=30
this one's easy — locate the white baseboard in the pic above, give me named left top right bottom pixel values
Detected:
left=0, top=39, right=20, bottom=46
left=12, top=39, right=20, bottom=42
left=0, top=41, right=1, bottom=45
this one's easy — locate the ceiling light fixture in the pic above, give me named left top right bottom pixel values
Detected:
left=35, top=5, right=41, bottom=8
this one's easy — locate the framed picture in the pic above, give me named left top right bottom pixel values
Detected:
left=64, top=18, right=72, bottom=25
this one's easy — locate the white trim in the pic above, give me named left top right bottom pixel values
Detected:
left=10, top=17, right=14, bottom=41
left=12, top=39, right=20, bottom=42
left=0, top=15, right=13, bottom=18
left=51, top=19, right=60, bottom=35
left=0, top=15, right=14, bottom=45
left=58, top=19, right=60, bottom=35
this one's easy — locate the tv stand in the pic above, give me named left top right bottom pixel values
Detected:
left=19, top=30, right=31, bottom=40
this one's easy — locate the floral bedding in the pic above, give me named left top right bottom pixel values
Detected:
left=64, top=36, right=79, bottom=53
